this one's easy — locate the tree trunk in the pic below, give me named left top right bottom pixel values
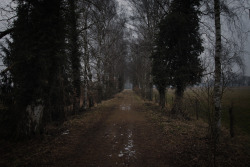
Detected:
left=148, top=76, right=153, bottom=101
left=229, top=102, right=234, bottom=137
left=171, top=86, right=184, bottom=115
left=213, top=0, right=222, bottom=143
left=69, top=0, right=81, bottom=114
left=96, top=32, right=103, bottom=103
left=159, top=88, right=166, bottom=109
left=83, top=63, right=88, bottom=110
left=146, top=73, right=153, bottom=101
left=83, top=10, right=89, bottom=110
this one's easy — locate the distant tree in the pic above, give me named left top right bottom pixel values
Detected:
left=89, top=0, right=127, bottom=101
left=128, top=0, right=170, bottom=101
left=152, top=0, right=203, bottom=113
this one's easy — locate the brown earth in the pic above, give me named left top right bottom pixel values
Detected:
left=1, top=90, right=249, bottom=166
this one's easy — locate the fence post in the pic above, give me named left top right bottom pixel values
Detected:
left=229, top=102, right=234, bottom=137
left=195, top=99, right=199, bottom=120
left=165, top=94, right=167, bottom=107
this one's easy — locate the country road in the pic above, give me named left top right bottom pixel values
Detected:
left=1, top=90, right=249, bottom=167
left=51, top=90, right=170, bottom=167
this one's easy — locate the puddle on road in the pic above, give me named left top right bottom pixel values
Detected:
left=106, top=128, right=136, bottom=166
left=120, top=104, right=131, bottom=111
left=62, top=129, right=70, bottom=135
left=124, top=129, right=136, bottom=158
left=117, top=129, right=136, bottom=160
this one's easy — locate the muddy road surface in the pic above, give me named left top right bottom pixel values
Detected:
left=52, top=90, right=170, bottom=167
left=2, top=90, right=249, bottom=166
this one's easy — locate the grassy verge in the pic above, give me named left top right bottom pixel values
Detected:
left=153, top=87, right=250, bottom=135
left=139, top=92, right=250, bottom=166
left=221, top=87, right=250, bottom=134
left=0, top=95, right=117, bottom=167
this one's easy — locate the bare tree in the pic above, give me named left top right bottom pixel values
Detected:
left=128, top=0, right=169, bottom=100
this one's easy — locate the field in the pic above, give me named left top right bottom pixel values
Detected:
left=222, top=87, right=250, bottom=134
left=153, top=87, right=250, bottom=135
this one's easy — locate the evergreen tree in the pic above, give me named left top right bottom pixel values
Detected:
left=66, top=0, right=81, bottom=114
left=169, top=0, right=203, bottom=114
left=2, top=0, right=67, bottom=137
left=152, top=0, right=203, bottom=113
left=151, top=38, right=171, bottom=108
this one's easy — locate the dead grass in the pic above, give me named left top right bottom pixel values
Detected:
left=0, top=95, right=120, bottom=167
left=140, top=95, right=250, bottom=167
left=154, top=87, right=250, bottom=136
left=1, top=90, right=249, bottom=166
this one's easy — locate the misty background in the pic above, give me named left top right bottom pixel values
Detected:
left=1, top=0, right=250, bottom=76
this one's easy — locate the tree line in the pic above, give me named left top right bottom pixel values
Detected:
left=0, top=0, right=128, bottom=138
left=127, top=0, right=249, bottom=163
left=0, top=0, right=249, bottom=150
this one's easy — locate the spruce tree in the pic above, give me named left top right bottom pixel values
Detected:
left=4, top=0, right=67, bottom=137
left=169, top=0, right=203, bottom=114
left=66, top=0, right=81, bottom=114
left=152, top=0, right=203, bottom=113
left=151, top=40, right=171, bottom=108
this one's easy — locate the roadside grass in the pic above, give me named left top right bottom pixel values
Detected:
left=221, top=87, right=250, bottom=134
left=153, top=87, right=250, bottom=135
left=139, top=91, right=250, bottom=166
left=0, top=91, right=122, bottom=167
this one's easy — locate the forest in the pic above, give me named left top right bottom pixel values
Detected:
left=0, top=0, right=128, bottom=137
left=0, top=0, right=250, bottom=166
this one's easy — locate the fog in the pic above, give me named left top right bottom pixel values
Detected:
left=0, top=0, right=250, bottom=76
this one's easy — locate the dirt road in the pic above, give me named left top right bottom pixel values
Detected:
left=2, top=90, right=249, bottom=166
left=50, top=90, right=170, bottom=167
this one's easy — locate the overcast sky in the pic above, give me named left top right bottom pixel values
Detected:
left=242, top=13, right=250, bottom=76
left=0, top=0, right=250, bottom=76
left=116, top=0, right=250, bottom=76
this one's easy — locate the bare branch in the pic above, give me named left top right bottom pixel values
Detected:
left=0, top=27, right=14, bottom=39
